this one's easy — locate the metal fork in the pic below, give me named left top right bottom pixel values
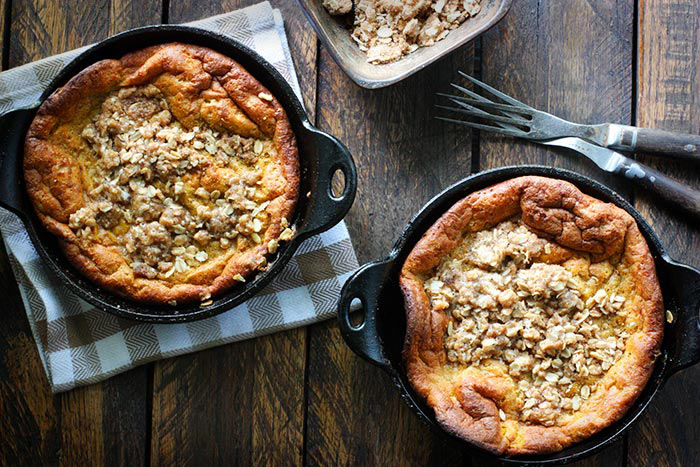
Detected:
left=439, top=71, right=700, bottom=161
left=437, top=72, right=700, bottom=218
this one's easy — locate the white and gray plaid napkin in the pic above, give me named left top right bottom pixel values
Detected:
left=0, top=2, right=359, bottom=393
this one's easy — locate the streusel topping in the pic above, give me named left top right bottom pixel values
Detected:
left=349, top=0, right=482, bottom=64
left=322, top=0, right=352, bottom=15
left=70, top=84, right=292, bottom=282
left=425, top=220, right=636, bottom=426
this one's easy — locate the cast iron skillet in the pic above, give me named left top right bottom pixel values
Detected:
left=0, top=25, right=357, bottom=323
left=338, top=166, right=700, bottom=464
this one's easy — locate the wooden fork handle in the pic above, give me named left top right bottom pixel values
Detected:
left=609, top=125, right=700, bottom=161
left=613, top=157, right=700, bottom=218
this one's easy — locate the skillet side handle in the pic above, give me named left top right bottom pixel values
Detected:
left=338, top=259, right=394, bottom=370
left=665, top=259, right=700, bottom=376
left=297, top=126, right=357, bottom=238
left=0, top=108, right=36, bottom=218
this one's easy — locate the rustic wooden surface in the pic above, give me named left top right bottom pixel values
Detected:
left=0, top=0, right=698, bottom=465
left=628, top=0, right=700, bottom=465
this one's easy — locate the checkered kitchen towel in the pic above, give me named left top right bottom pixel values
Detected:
left=0, top=2, right=359, bottom=392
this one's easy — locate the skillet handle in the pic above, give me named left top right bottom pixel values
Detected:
left=0, top=108, right=35, bottom=218
left=664, top=259, right=700, bottom=376
left=337, top=259, right=394, bottom=369
left=297, top=126, right=357, bottom=238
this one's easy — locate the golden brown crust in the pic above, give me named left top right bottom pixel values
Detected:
left=24, top=43, right=299, bottom=304
left=399, top=176, right=664, bottom=456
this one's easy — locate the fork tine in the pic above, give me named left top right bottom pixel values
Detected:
left=438, top=95, right=531, bottom=117
left=435, top=95, right=488, bottom=115
left=443, top=97, right=523, bottom=131
left=437, top=103, right=531, bottom=128
left=446, top=85, right=527, bottom=122
left=446, top=98, right=530, bottom=124
left=457, top=71, right=534, bottom=109
left=435, top=116, right=529, bottom=138
left=447, top=83, right=488, bottom=103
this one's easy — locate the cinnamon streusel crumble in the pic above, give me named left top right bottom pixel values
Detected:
left=73, top=84, right=288, bottom=282
left=322, top=0, right=482, bottom=64
left=426, top=220, right=633, bottom=427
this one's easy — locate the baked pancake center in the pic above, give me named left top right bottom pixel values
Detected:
left=424, top=219, right=638, bottom=426
left=69, top=84, right=288, bottom=282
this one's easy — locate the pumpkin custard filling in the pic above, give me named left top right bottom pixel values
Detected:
left=399, top=176, right=663, bottom=456
left=24, top=43, right=299, bottom=305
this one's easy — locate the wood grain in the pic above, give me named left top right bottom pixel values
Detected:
left=107, top=0, right=162, bottom=36
left=0, top=0, right=6, bottom=68
left=149, top=2, right=317, bottom=465
left=480, top=0, right=635, bottom=198
left=628, top=0, right=700, bottom=465
left=150, top=331, right=307, bottom=466
left=0, top=1, right=160, bottom=465
left=633, top=127, right=700, bottom=160
left=305, top=42, right=476, bottom=464
left=479, top=0, right=633, bottom=464
left=0, top=302, right=59, bottom=464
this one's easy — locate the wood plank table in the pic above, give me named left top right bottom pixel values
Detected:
left=1, top=0, right=698, bottom=465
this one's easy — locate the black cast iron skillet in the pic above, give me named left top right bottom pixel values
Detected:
left=338, top=166, right=700, bottom=464
left=0, top=25, right=357, bottom=323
